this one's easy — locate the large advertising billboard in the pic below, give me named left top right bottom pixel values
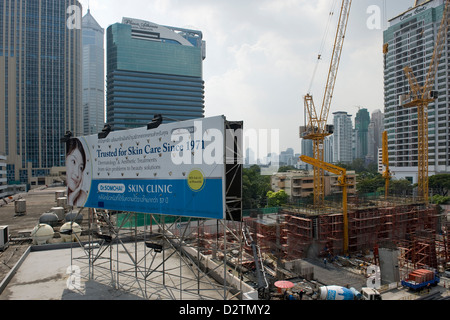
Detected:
left=65, top=115, right=238, bottom=220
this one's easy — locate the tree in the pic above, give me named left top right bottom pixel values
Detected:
left=266, top=190, right=289, bottom=207
left=243, top=165, right=271, bottom=209
left=429, top=174, right=450, bottom=196
left=356, top=173, right=384, bottom=195
left=431, top=194, right=450, bottom=205
left=335, top=159, right=378, bottom=175
left=389, top=178, right=413, bottom=195
left=278, top=165, right=297, bottom=172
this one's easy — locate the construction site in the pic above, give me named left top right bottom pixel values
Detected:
left=243, top=197, right=449, bottom=278
left=1, top=0, right=450, bottom=302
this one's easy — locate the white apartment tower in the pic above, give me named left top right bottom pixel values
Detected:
left=82, top=9, right=105, bottom=135
left=333, top=111, right=353, bottom=164
left=383, top=0, right=450, bottom=182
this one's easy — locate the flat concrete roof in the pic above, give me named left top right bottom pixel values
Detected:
left=0, top=242, right=230, bottom=300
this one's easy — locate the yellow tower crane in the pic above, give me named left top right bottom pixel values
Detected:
left=382, top=131, right=391, bottom=200
left=301, top=0, right=352, bottom=208
left=300, top=155, right=349, bottom=255
left=401, top=0, right=450, bottom=203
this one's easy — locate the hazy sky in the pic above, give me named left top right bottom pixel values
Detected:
left=78, top=0, right=417, bottom=155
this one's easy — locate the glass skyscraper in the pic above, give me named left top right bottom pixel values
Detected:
left=106, top=17, right=206, bottom=130
left=384, top=0, right=450, bottom=182
left=82, top=9, right=105, bottom=135
left=354, top=108, right=370, bottom=160
left=0, top=0, right=82, bottom=185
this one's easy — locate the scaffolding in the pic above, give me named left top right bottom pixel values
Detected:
left=68, top=209, right=253, bottom=300
left=242, top=200, right=447, bottom=274
left=66, top=200, right=446, bottom=298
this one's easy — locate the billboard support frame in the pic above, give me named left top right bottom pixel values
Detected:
left=70, top=209, right=249, bottom=300
left=67, top=118, right=249, bottom=300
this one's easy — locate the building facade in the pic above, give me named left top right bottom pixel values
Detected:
left=106, top=17, right=206, bottom=130
left=82, top=9, right=105, bottom=135
left=383, top=0, right=450, bottom=182
left=0, top=154, right=6, bottom=199
left=354, top=108, right=370, bottom=160
left=271, top=170, right=356, bottom=203
left=0, top=0, right=82, bottom=186
left=367, top=109, right=384, bottom=163
left=332, top=111, right=353, bottom=164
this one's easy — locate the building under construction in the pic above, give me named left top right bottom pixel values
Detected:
left=240, top=196, right=450, bottom=278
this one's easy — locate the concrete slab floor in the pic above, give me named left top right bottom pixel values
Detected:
left=0, top=243, right=230, bottom=300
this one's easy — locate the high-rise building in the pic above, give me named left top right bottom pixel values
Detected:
left=384, top=0, right=450, bottom=182
left=324, top=135, right=334, bottom=164
left=301, top=138, right=313, bottom=170
left=0, top=154, right=6, bottom=198
left=82, top=9, right=105, bottom=135
left=0, top=0, right=82, bottom=185
left=245, top=148, right=256, bottom=166
left=367, top=109, right=384, bottom=163
left=106, top=17, right=206, bottom=130
left=279, top=147, right=297, bottom=166
left=354, top=108, right=370, bottom=160
left=333, top=111, right=353, bottom=164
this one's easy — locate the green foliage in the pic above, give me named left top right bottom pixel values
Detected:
left=356, top=173, right=384, bottom=195
left=243, top=165, right=271, bottom=209
left=429, top=174, right=450, bottom=196
left=278, top=165, right=297, bottom=172
left=335, top=159, right=379, bottom=175
left=356, top=173, right=414, bottom=196
left=266, top=190, right=289, bottom=207
left=431, top=194, right=450, bottom=205
left=389, top=178, right=413, bottom=194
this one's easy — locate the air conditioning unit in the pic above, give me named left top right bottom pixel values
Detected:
left=0, top=225, right=9, bottom=251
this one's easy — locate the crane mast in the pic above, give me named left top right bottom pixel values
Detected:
left=402, top=0, right=449, bottom=203
left=302, top=0, right=352, bottom=207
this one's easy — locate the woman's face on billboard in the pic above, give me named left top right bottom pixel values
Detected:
left=66, top=148, right=85, bottom=192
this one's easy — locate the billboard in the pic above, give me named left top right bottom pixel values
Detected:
left=65, top=115, right=240, bottom=220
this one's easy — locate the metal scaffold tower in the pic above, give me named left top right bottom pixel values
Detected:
left=67, top=209, right=253, bottom=300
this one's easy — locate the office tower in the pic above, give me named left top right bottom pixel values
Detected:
left=0, top=154, right=6, bottom=198
left=82, top=9, right=105, bottom=135
left=106, top=17, right=206, bottom=130
left=354, top=108, right=370, bottom=160
left=324, top=135, right=334, bottom=164
left=367, top=109, right=385, bottom=163
left=301, top=138, right=313, bottom=170
left=245, top=148, right=256, bottom=165
left=333, top=111, right=353, bottom=164
left=384, top=0, right=450, bottom=182
left=301, top=139, right=313, bottom=158
left=0, top=0, right=82, bottom=185
left=280, top=148, right=295, bottom=166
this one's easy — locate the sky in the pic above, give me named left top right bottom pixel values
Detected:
left=77, top=0, right=417, bottom=156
